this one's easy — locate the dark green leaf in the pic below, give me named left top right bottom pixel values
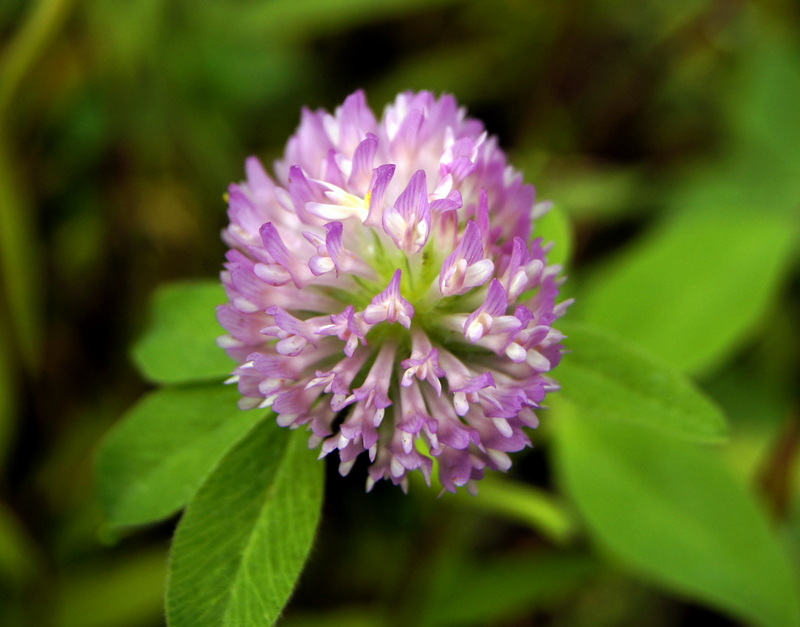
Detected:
left=574, top=210, right=799, bottom=375
left=557, top=321, right=727, bottom=442
left=167, top=421, right=323, bottom=627
left=96, top=384, right=269, bottom=528
left=553, top=402, right=800, bottom=627
left=132, top=281, right=234, bottom=384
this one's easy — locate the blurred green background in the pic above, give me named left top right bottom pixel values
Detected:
left=1, top=0, right=799, bottom=625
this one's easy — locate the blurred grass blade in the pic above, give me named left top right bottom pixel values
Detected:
left=0, top=139, right=41, bottom=370
left=0, top=0, right=77, bottom=114
left=0, top=0, right=77, bottom=369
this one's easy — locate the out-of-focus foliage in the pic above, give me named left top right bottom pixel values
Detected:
left=555, top=400, right=800, bottom=627
left=2, top=0, right=800, bottom=625
left=556, top=322, right=728, bottom=441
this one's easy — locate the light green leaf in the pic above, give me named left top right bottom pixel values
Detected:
left=167, top=421, right=323, bottom=627
left=96, top=384, right=269, bottom=528
left=557, top=321, right=727, bottom=442
left=574, top=210, right=799, bottom=375
left=553, top=401, right=800, bottom=627
left=132, top=281, right=234, bottom=384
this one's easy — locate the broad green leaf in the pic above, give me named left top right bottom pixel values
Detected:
left=575, top=210, right=799, bottom=375
left=96, top=384, right=269, bottom=528
left=553, top=401, right=800, bottom=627
left=167, top=421, right=323, bottom=627
left=557, top=321, right=727, bottom=442
left=132, top=281, right=234, bottom=384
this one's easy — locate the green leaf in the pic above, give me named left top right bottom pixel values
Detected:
left=96, top=384, right=269, bottom=528
left=553, top=401, right=800, bottom=627
left=166, top=421, right=323, bottom=627
left=557, top=321, right=727, bottom=442
left=574, top=210, right=800, bottom=375
left=131, top=281, right=234, bottom=384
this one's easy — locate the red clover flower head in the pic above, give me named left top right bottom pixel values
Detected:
left=218, top=90, right=569, bottom=493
